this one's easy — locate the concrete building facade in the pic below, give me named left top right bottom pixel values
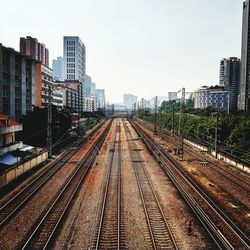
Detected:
left=239, top=0, right=250, bottom=111
left=96, top=89, right=106, bottom=110
left=194, top=86, right=229, bottom=110
left=138, top=98, right=149, bottom=110
left=40, top=64, right=53, bottom=108
left=123, top=94, right=137, bottom=110
left=83, top=96, right=97, bottom=112
left=0, top=113, right=23, bottom=156
left=52, top=88, right=63, bottom=109
left=168, top=92, right=177, bottom=101
left=219, top=57, right=240, bottom=112
left=0, top=44, right=37, bottom=119
left=20, top=36, right=49, bottom=67
left=63, top=36, right=85, bottom=112
left=85, top=75, right=96, bottom=97
left=54, top=81, right=83, bottom=112
left=52, top=56, right=63, bottom=81
left=63, top=36, right=86, bottom=83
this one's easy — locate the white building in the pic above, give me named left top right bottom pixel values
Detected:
left=84, top=96, right=97, bottom=112
left=52, top=56, right=63, bottom=81
left=123, top=94, right=137, bottom=110
left=41, top=64, right=54, bottom=108
left=168, top=92, right=177, bottom=101
left=96, top=89, right=106, bottom=109
left=52, top=88, right=63, bottom=109
left=194, top=86, right=229, bottom=109
left=63, top=36, right=86, bottom=112
left=138, top=98, right=149, bottom=110
left=63, top=36, right=86, bottom=83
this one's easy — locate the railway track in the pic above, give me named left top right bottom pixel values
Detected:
left=20, top=119, right=112, bottom=250
left=123, top=120, right=178, bottom=250
left=93, top=119, right=122, bottom=249
left=130, top=118, right=250, bottom=249
left=185, top=148, right=250, bottom=192
left=0, top=121, right=106, bottom=229
left=137, top=119, right=250, bottom=192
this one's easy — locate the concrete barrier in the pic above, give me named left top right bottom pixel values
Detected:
left=184, top=138, right=250, bottom=173
left=0, top=151, right=48, bottom=189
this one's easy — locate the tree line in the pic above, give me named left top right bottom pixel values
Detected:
left=138, top=100, right=250, bottom=164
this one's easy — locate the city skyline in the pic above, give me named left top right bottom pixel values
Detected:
left=0, top=0, right=243, bottom=103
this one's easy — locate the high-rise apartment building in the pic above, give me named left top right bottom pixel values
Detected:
left=63, top=36, right=86, bottom=112
left=63, top=36, right=86, bottom=83
left=138, top=98, right=149, bottom=110
left=239, top=0, right=250, bottom=111
left=0, top=44, right=37, bottom=119
left=83, top=96, right=97, bottom=112
left=123, top=94, right=137, bottom=110
left=96, top=89, right=106, bottom=110
left=219, top=57, right=240, bottom=112
left=20, top=36, right=49, bottom=67
left=85, top=75, right=96, bottom=97
left=52, top=56, right=63, bottom=81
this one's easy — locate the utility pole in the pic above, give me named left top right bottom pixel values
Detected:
left=133, top=102, right=136, bottom=117
left=177, top=88, right=185, bottom=160
left=153, top=96, right=158, bottom=135
left=160, top=109, right=163, bottom=128
left=172, top=107, right=175, bottom=136
left=47, top=84, right=52, bottom=159
left=215, top=116, right=218, bottom=159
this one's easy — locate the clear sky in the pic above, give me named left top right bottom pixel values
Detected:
left=0, top=0, right=243, bottom=103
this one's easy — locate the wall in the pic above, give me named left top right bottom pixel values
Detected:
left=184, top=138, right=250, bottom=173
left=35, top=63, right=42, bottom=107
left=0, top=150, right=48, bottom=188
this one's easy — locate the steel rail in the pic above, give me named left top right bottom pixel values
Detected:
left=185, top=148, right=250, bottom=192
left=95, top=119, right=122, bottom=249
left=20, top=119, right=112, bottom=250
left=123, top=119, right=178, bottom=250
left=137, top=118, right=250, bottom=189
left=0, top=120, right=106, bottom=229
left=130, top=118, right=250, bottom=249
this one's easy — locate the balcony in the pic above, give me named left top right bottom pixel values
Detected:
left=0, top=124, right=23, bottom=135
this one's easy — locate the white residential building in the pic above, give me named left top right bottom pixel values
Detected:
left=63, top=36, right=86, bottom=83
left=63, top=36, right=86, bottom=112
left=52, top=88, right=63, bottom=109
left=41, top=64, right=54, bottom=108
left=84, top=96, right=97, bottom=112
left=123, top=94, right=137, bottom=110
left=96, top=89, right=106, bottom=109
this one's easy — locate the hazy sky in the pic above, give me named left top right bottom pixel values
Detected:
left=0, top=0, right=243, bottom=103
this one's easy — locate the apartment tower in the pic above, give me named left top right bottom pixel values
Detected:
left=219, top=57, right=240, bottom=112
left=239, top=0, right=250, bottom=111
